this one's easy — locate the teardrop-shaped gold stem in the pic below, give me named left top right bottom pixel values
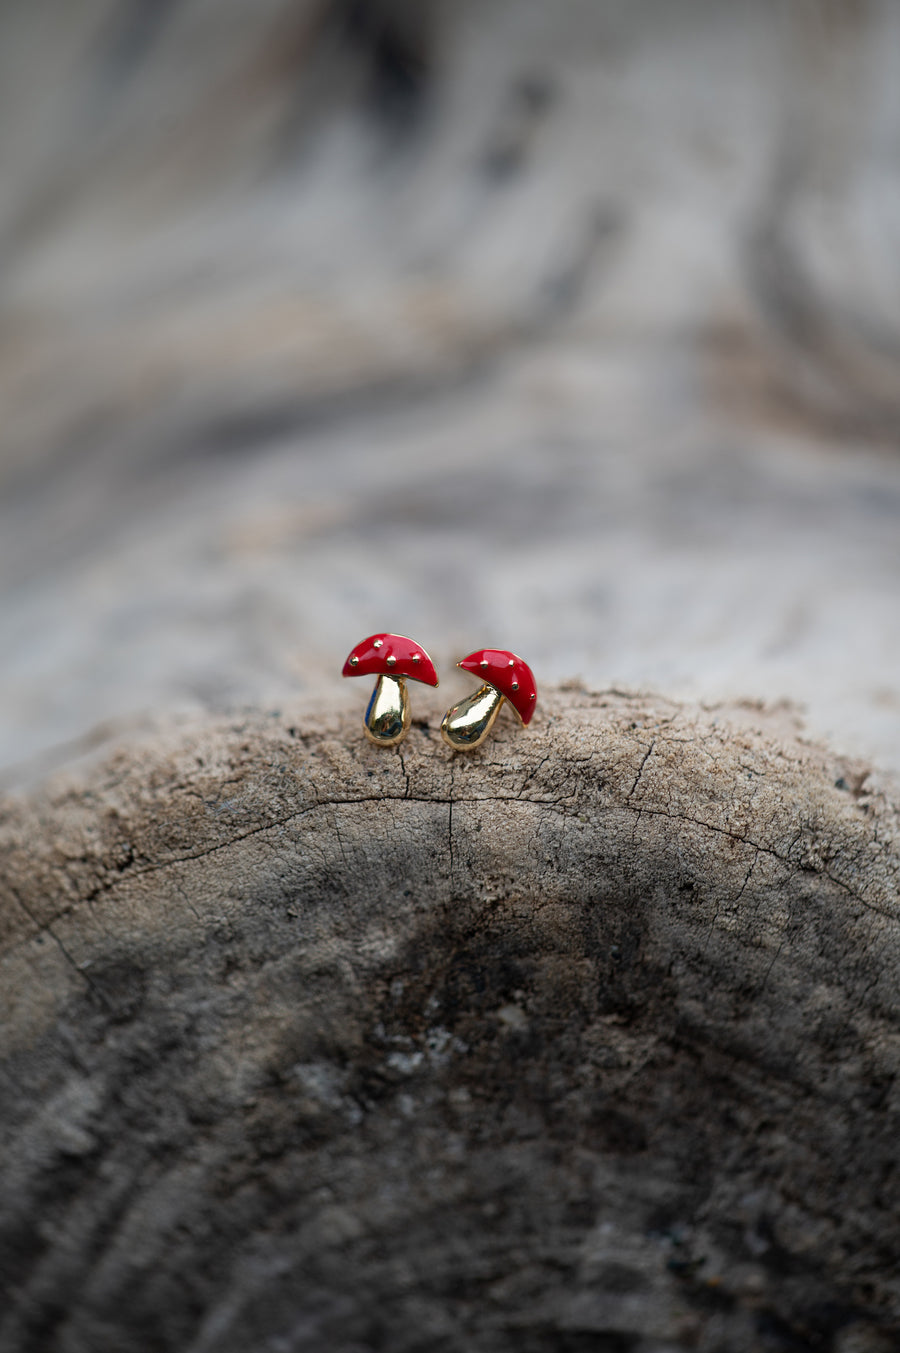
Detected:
left=441, top=683, right=504, bottom=751
left=364, top=674, right=410, bottom=746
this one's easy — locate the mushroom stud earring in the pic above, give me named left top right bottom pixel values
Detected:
left=441, top=649, right=537, bottom=751
left=342, top=633, right=438, bottom=747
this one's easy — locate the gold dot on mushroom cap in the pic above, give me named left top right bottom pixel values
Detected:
left=511, top=681, right=519, bottom=691
left=374, top=639, right=383, bottom=649
left=349, top=655, right=359, bottom=666
left=387, top=655, right=396, bottom=666
left=530, top=692, right=535, bottom=699
left=508, top=658, right=514, bottom=666
left=480, top=659, right=488, bottom=668
left=412, top=654, right=420, bottom=662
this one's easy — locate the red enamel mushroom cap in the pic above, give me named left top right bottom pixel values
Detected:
left=457, top=649, right=537, bottom=725
left=342, top=633, right=438, bottom=686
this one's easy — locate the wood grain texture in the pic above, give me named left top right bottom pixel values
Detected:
left=2, top=0, right=900, bottom=784
left=2, top=688, right=899, bottom=1351
left=2, top=8, right=900, bottom=1345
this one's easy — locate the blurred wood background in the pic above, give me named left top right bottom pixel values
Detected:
left=1, top=0, right=900, bottom=785
left=2, top=3, right=900, bottom=1351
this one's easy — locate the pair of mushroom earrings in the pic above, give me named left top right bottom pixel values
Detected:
left=342, top=633, right=537, bottom=750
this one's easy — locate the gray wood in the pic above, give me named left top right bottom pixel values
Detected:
left=2, top=0, right=900, bottom=785
left=2, top=4, right=900, bottom=1348
left=1, top=689, right=899, bottom=1350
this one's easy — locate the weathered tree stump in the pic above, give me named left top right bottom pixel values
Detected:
left=2, top=687, right=899, bottom=1351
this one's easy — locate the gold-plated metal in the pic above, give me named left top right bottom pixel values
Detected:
left=365, top=674, right=410, bottom=746
left=440, top=683, right=504, bottom=751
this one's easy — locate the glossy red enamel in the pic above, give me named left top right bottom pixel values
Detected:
left=457, top=649, right=537, bottom=725
left=342, top=633, right=438, bottom=686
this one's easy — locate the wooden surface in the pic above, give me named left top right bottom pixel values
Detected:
left=2, top=689, right=900, bottom=1350
left=1, top=0, right=900, bottom=786
left=2, top=3, right=900, bottom=1349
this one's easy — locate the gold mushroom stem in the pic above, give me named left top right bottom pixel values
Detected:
left=441, top=683, right=505, bottom=751
left=365, top=674, right=410, bottom=746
